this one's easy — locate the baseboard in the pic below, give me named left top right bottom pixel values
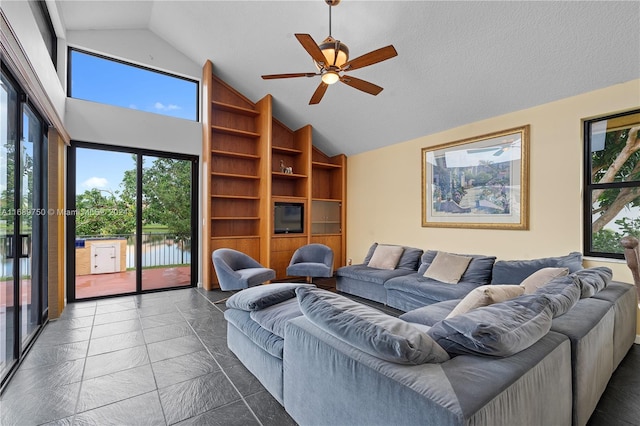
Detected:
left=635, top=335, right=640, bottom=344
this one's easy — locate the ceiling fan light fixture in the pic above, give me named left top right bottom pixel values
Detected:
left=321, top=71, right=340, bottom=85
left=317, top=36, right=349, bottom=68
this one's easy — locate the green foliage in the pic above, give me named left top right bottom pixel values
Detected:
left=591, top=217, right=640, bottom=254
left=75, top=188, right=135, bottom=236
left=76, top=157, right=193, bottom=242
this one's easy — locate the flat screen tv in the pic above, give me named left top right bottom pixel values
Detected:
left=274, top=202, right=304, bottom=234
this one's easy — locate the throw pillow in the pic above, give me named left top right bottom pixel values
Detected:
left=418, top=251, right=496, bottom=285
left=296, top=287, right=450, bottom=364
left=367, top=244, right=405, bottom=270
left=446, top=284, right=525, bottom=318
left=427, top=294, right=554, bottom=357
left=423, top=251, right=472, bottom=284
left=520, top=267, right=569, bottom=294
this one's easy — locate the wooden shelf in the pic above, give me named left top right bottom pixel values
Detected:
left=272, top=172, right=307, bottom=179
left=212, top=172, right=260, bottom=179
left=212, top=100, right=259, bottom=116
left=211, top=149, right=259, bottom=160
left=312, top=197, right=342, bottom=202
left=211, top=235, right=259, bottom=240
left=273, top=146, right=303, bottom=155
left=211, top=194, right=260, bottom=200
left=212, top=216, right=260, bottom=220
left=211, top=125, right=260, bottom=138
left=312, top=161, right=341, bottom=169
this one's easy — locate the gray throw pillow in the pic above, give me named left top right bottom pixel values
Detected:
left=226, top=283, right=314, bottom=311
left=296, top=287, right=450, bottom=364
left=427, top=294, right=553, bottom=357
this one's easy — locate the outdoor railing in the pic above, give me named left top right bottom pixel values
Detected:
left=76, top=233, right=191, bottom=269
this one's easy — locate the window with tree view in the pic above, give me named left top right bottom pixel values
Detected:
left=585, top=109, right=640, bottom=258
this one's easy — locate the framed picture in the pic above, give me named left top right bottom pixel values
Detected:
left=422, top=125, right=529, bottom=229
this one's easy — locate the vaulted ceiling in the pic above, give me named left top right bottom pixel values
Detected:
left=56, top=1, right=640, bottom=156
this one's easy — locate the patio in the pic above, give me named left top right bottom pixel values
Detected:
left=75, top=266, right=191, bottom=299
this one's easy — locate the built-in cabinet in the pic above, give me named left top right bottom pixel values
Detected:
left=202, top=61, right=346, bottom=289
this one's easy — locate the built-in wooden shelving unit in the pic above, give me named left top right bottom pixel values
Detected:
left=202, top=60, right=346, bottom=289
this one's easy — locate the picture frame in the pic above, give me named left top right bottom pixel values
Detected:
left=422, top=125, right=529, bottom=229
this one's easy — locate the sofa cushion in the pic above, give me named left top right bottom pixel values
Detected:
left=427, top=294, right=553, bottom=357
left=534, top=275, right=581, bottom=318
left=520, top=267, right=569, bottom=294
left=367, top=244, right=404, bottom=270
left=572, top=267, right=612, bottom=298
left=399, top=299, right=460, bottom=326
left=224, top=309, right=284, bottom=359
left=491, top=252, right=583, bottom=284
left=422, top=251, right=472, bottom=284
left=226, top=283, right=314, bottom=311
left=446, top=284, right=525, bottom=318
left=363, top=242, right=424, bottom=271
left=296, top=287, right=450, bottom=364
left=418, top=250, right=496, bottom=285
left=249, top=298, right=302, bottom=338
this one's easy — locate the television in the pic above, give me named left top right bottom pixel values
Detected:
left=274, top=202, right=304, bottom=234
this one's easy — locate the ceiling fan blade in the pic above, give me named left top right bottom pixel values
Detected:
left=342, top=45, right=398, bottom=71
left=339, top=76, right=383, bottom=96
left=295, top=33, right=328, bottom=66
left=309, top=82, right=329, bottom=105
left=262, top=73, right=318, bottom=80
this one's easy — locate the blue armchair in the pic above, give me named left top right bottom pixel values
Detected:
left=212, top=248, right=276, bottom=303
left=286, top=244, right=334, bottom=283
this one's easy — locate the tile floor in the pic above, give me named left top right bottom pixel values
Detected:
left=0, top=286, right=637, bottom=426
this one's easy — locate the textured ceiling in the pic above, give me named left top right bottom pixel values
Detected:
left=57, top=0, right=640, bottom=157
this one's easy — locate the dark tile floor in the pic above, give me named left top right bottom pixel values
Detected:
left=0, top=285, right=637, bottom=426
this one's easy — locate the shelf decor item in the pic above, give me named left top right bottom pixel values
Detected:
left=422, top=125, right=530, bottom=230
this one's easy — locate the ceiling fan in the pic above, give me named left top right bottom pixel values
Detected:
left=261, top=0, right=398, bottom=105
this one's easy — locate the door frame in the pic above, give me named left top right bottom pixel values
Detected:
left=66, top=141, right=199, bottom=302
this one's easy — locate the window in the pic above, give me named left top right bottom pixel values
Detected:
left=28, top=0, right=57, bottom=68
left=584, top=109, right=640, bottom=258
left=68, top=49, right=198, bottom=121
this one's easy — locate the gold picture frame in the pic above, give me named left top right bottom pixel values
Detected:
left=422, top=125, right=530, bottom=229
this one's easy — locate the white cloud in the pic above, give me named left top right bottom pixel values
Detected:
left=129, top=104, right=139, bottom=109
left=154, top=102, right=181, bottom=111
left=82, top=177, right=109, bottom=189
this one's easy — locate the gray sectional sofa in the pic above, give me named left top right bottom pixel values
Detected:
left=223, top=248, right=637, bottom=426
left=336, top=243, right=584, bottom=311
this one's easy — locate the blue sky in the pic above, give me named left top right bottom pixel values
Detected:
left=76, top=148, right=135, bottom=196
left=70, top=50, right=197, bottom=121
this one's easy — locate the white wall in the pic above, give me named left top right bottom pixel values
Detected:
left=66, top=29, right=201, bottom=82
left=65, top=98, right=201, bottom=155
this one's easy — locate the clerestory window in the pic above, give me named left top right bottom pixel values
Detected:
left=68, top=48, right=198, bottom=121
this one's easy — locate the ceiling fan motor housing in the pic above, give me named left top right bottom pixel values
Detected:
left=317, top=36, right=349, bottom=69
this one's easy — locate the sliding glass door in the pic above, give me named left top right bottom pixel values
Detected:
left=69, top=144, right=197, bottom=301
left=1, top=69, right=48, bottom=388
